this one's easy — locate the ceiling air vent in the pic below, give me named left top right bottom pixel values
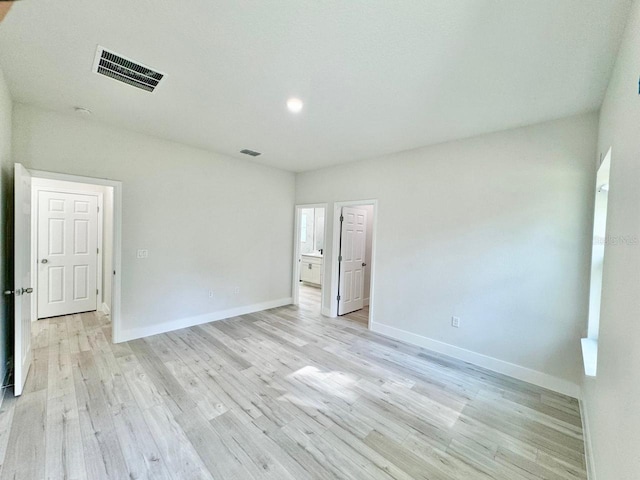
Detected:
left=93, top=46, right=164, bottom=93
left=240, top=149, right=262, bottom=157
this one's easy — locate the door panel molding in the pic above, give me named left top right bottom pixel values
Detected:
left=13, top=163, right=33, bottom=396
left=36, top=189, right=99, bottom=318
left=329, top=200, right=378, bottom=328
left=338, top=206, right=367, bottom=315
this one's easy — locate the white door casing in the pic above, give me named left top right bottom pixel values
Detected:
left=338, top=206, right=367, bottom=315
left=37, top=190, right=98, bottom=318
left=13, top=164, right=33, bottom=396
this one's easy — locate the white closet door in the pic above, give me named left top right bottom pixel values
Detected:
left=37, top=190, right=98, bottom=318
left=338, top=206, right=367, bottom=315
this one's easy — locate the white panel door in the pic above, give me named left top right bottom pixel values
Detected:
left=13, top=164, right=33, bottom=396
left=338, top=206, right=367, bottom=315
left=37, top=191, right=98, bottom=318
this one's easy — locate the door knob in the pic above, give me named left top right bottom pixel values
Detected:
left=22, top=288, right=33, bottom=294
left=3, top=290, right=14, bottom=295
left=41, top=259, right=48, bottom=264
left=362, top=262, right=367, bottom=267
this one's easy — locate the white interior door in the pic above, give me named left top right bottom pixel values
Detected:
left=338, top=206, right=367, bottom=315
left=13, top=164, right=33, bottom=396
left=37, top=190, right=98, bottom=318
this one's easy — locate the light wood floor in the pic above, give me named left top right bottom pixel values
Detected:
left=299, top=283, right=369, bottom=325
left=0, top=299, right=586, bottom=479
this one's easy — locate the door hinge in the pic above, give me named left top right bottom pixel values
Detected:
left=97, top=205, right=100, bottom=213
left=96, top=289, right=99, bottom=295
left=338, top=255, right=342, bottom=262
left=97, top=247, right=99, bottom=254
left=337, top=295, right=341, bottom=301
left=340, top=215, right=344, bottom=222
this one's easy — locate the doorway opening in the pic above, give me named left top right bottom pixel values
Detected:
left=9, top=164, right=122, bottom=396
left=330, top=200, right=377, bottom=328
left=292, top=204, right=327, bottom=315
left=31, top=177, right=114, bottom=322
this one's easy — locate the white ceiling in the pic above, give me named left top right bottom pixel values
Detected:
left=0, top=0, right=632, bottom=172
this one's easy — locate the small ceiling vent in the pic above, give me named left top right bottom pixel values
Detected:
left=93, top=46, right=164, bottom=93
left=240, top=149, right=262, bottom=157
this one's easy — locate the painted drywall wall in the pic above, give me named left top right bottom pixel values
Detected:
left=582, top=1, right=640, bottom=478
left=0, top=65, right=11, bottom=385
left=297, top=112, right=597, bottom=388
left=30, top=177, right=114, bottom=315
left=12, top=103, right=295, bottom=341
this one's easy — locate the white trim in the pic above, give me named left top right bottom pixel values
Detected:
left=101, top=302, right=111, bottom=315
left=581, top=338, right=598, bottom=377
left=292, top=203, right=328, bottom=309
left=28, top=169, right=123, bottom=343
left=330, top=199, right=378, bottom=329
left=119, top=297, right=293, bottom=342
left=364, top=297, right=370, bottom=307
left=30, top=184, right=104, bottom=321
left=370, top=321, right=582, bottom=399
left=579, top=394, right=597, bottom=480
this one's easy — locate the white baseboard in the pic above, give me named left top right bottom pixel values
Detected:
left=101, top=303, right=111, bottom=315
left=321, top=306, right=333, bottom=317
left=580, top=394, right=597, bottom=480
left=370, top=322, right=581, bottom=399
left=118, top=297, right=293, bottom=342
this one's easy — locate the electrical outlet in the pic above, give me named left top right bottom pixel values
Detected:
left=451, top=316, right=460, bottom=328
left=136, top=249, right=148, bottom=259
left=208, top=290, right=214, bottom=298
left=233, top=286, right=240, bottom=294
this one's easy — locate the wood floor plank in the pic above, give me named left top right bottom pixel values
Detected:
left=0, top=284, right=587, bottom=479
left=0, top=390, right=47, bottom=480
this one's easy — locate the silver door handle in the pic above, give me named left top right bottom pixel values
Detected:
left=4, top=289, right=28, bottom=296
left=41, top=259, right=48, bottom=264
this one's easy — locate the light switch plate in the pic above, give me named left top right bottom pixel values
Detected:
left=136, top=249, right=148, bottom=259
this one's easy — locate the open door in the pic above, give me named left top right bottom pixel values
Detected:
left=338, top=206, right=367, bottom=315
left=12, top=164, right=33, bottom=396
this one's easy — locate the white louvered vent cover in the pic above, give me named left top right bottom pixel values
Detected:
left=93, top=46, right=164, bottom=92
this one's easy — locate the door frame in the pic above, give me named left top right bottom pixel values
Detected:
left=291, top=203, right=328, bottom=307
left=330, top=199, right=378, bottom=327
left=31, top=185, right=104, bottom=321
left=28, top=169, right=124, bottom=343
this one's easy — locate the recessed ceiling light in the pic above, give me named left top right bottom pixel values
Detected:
left=286, top=97, right=304, bottom=113
left=73, top=106, right=92, bottom=115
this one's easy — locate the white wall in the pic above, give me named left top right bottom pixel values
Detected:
left=0, top=65, right=12, bottom=386
left=13, top=103, right=295, bottom=341
left=583, top=1, right=640, bottom=478
left=30, top=177, right=114, bottom=315
left=297, top=112, right=597, bottom=391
